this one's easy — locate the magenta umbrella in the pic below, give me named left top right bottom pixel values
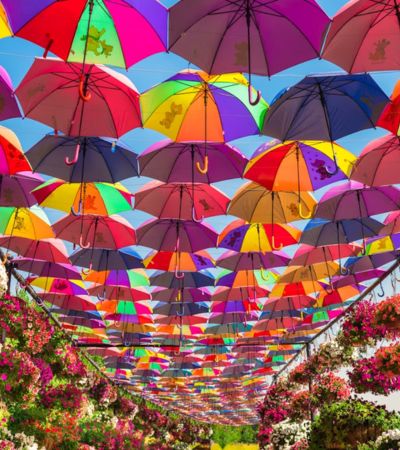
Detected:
left=12, top=258, right=81, bottom=279
left=16, top=58, right=141, bottom=139
left=263, top=296, right=316, bottom=312
left=351, top=134, right=400, bottom=187
left=216, top=250, right=290, bottom=271
left=315, top=181, right=400, bottom=220
left=138, top=140, right=248, bottom=183
left=39, top=294, right=96, bottom=312
left=212, top=286, right=270, bottom=302
left=151, top=287, right=212, bottom=303
left=0, top=172, right=43, bottom=207
left=88, top=285, right=151, bottom=301
left=53, top=214, right=136, bottom=249
left=136, top=219, right=218, bottom=252
left=0, top=66, right=21, bottom=120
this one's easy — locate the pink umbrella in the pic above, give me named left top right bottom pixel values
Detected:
left=0, top=236, right=69, bottom=264
left=212, top=286, right=269, bottom=302
left=136, top=219, right=218, bottom=252
left=0, top=66, right=21, bottom=121
left=252, top=317, right=300, bottom=331
left=53, top=214, right=136, bottom=249
left=87, top=285, right=151, bottom=301
left=39, top=293, right=96, bottom=311
left=351, top=134, right=400, bottom=187
left=382, top=211, right=400, bottom=235
left=16, top=58, right=141, bottom=139
left=0, top=172, right=43, bottom=207
left=291, top=244, right=360, bottom=267
left=263, top=295, right=316, bottom=312
left=134, top=181, right=229, bottom=220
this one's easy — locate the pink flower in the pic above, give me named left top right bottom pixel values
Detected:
left=0, top=374, right=7, bottom=382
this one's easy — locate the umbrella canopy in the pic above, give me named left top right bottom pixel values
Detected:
left=0, top=4, right=11, bottom=38
left=0, top=173, right=43, bottom=207
left=228, top=182, right=316, bottom=223
left=70, top=248, right=143, bottom=271
left=32, top=179, right=132, bottom=215
left=216, top=269, right=278, bottom=288
left=138, top=140, right=247, bottom=183
left=0, top=127, right=31, bottom=175
left=88, top=284, right=150, bottom=301
left=377, top=81, right=400, bottom=135
left=211, top=300, right=261, bottom=315
left=169, top=0, right=329, bottom=78
left=29, top=277, right=86, bottom=295
left=137, top=219, right=218, bottom=252
left=26, top=135, right=139, bottom=183
left=135, top=181, right=229, bottom=220
left=212, top=287, right=269, bottom=302
left=291, top=244, right=360, bottom=267
left=263, top=296, right=316, bottom=312
left=84, top=269, right=149, bottom=288
left=315, top=181, right=400, bottom=220
left=322, top=0, right=400, bottom=73
left=218, top=220, right=300, bottom=252
left=0, top=206, right=54, bottom=240
left=53, top=214, right=136, bottom=249
left=144, top=250, right=214, bottom=272
left=262, top=74, right=389, bottom=142
left=151, top=288, right=211, bottom=303
left=150, top=271, right=215, bottom=289
left=351, top=134, right=400, bottom=186
left=40, top=294, right=95, bottom=311
left=141, top=70, right=268, bottom=142
left=3, top=0, right=167, bottom=68
left=16, top=58, right=141, bottom=138
left=13, top=259, right=81, bottom=279
left=0, top=66, right=20, bottom=120
left=278, top=262, right=340, bottom=284
left=154, top=302, right=208, bottom=316
left=245, top=140, right=355, bottom=191
left=345, top=252, right=399, bottom=274
left=216, top=250, right=290, bottom=271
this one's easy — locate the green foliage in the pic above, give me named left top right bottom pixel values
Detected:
left=212, top=424, right=258, bottom=447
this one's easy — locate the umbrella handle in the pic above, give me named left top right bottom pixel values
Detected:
left=196, top=155, right=209, bottom=174
left=79, top=75, right=92, bottom=102
left=192, top=206, right=204, bottom=223
left=65, top=143, right=81, bottom=166
left=271, top=235, right=283, bottom=251
left=340, top=265, right=349, bottom=276
left=71, top=201, right=82, bottom=216
left=81, top=267, right=91, bottom=276
left=175, top=266, right=185, bottom=279
left=325, top=156, right=340, bottom=176
left=248, top=83, right=261, bottom=106
left=79, top=235, right=91, bottom=249
left=298, top=203, right=312, bottom=220
left=259, top=266, right=270, bottom=281
left=97, top=292, right=106, bottom=301
left=377, top=283, right=385, bottom=298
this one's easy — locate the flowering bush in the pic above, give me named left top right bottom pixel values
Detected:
left=375, top=429, right=400, bottom=450
left=269, top=420, right=310, bottom=450
left=349, top=357, right=400, bottom=395
left=307, top=340, right=354, bottom=373
left=288, top=362, right=311, bottom=385
left=41, top=383, right=87, bottom=413
left=113, top=396, right=138, bottom=418
left=374, top=295, right=400, bottom=331
left=52, top=345, right=88, bottom=379
left=88, top=377, right=118, bottom=406
left=291, top=437, right=309, bottom=450
left=311, top=373, right=350, bottom=406
left=375, top=343, right=400, bottom=377
left=288, top=391, right=312, bottom=422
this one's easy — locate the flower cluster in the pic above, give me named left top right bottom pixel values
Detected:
left=288, top=391, right=312, bottom=422
left=311, top=373, right=350, bottom=406
left=88, top=377, right=118, bottom=406
left=270, top=420, right=310, bottom=450
left=54, top=345, right=87, bottom=378
left=375, top=429, right=400, bottom=450
left=288, top=362, right=311, bottom=385
left=308, top=340, right=354, bottom=373
left=41, top=383, right=87, bottom=412
left=375, top=343, right=400, bottom=377
left=374, top=295, right=400, bottom=331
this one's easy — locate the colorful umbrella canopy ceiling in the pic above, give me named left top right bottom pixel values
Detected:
left=2, top=0, right=400, bottom=427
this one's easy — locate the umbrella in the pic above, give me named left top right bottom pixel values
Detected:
left=88, top=285, right=150, bottom=301
left=101, top=302, right=153, bottom=325
left=378, top=81, right=400, bottom=135
left=137, top=219, right=218, bottom=252
left=216, top=250, right=290, bottom=271
left=40, top=294, right=96, bottom=311
left=16, top=58, right=141, bottom=138
left=154, top=302, right=209, bottom=316
left=316, top=285, right=362, bottom=308
left=0, top=173, right=43, bottom=207
left=262, top=74, right=389, bottom=144
left=150, top=271, right=215, bottom=289
left=138, top=140, right=247, bottom=183
left=0, top=4, right=11, bottom=38
left=32, top=179, right=132, bottom=215
left=331, top=270, right=383, bottom=290
left=291, top=244, right=361, bottom=267
left=151, top=288, right=211, bottom=303
left=3, top=0, right=167, bottom=68
left=29, top=277, right=86, bottom=295
left=169, top=0, right=329, bottom=101
left=278, top=262, right=340, bottom=284
left=134, top=181, right=229, bottom=220
left=262, top=296, right=316, bottom=312
left=26, top=135, right=139, bottom=183
left=13, top=259, right=81, bottom=279
left=141, top=70, right=268, bottom=145
left=218, top=220, right=300, bottom=253
left=351, top=134, right=400, bottom=186
left=53, top=214, right=136, bottom=249
left=0, top=236, right=69, bottom=264
left=322, top=0, right=400, bottom=73
left=0, top=206, right=54, bottom=240
left=212, top=287, right=269, bottom=302
left=345, top=252, right=399, bottom=274
left=144, top=251, right=214, bottom=272
left=228, top=182, right=316, bottom=223
left=315, top=181, right=400, bottom=220
left=252, top=317, right=300, bottom=332
left=216, top=269, right=278, bottom=288
left=0, top=126, right=31, bottom=175
left=84, top=269, right=149, bottom=288
left=211, top=300, right=261, bottom=315
left=363, top=235, right=400, bottom=255
left=270, top=281, right=327, bottom=297
left=70, top=248, right=143, bottom=271
left=382, top=211, right=400, bottom=235
left=245, top=140, right=355, bottom=191
left=0, top=66, right=20, bottom=120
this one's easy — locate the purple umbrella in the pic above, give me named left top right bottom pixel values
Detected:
left=12, top=258, right=81, bottom=279
left=208, top=311, right=259, bottom=325
left=139, top=140, right=247, bottom=183
left=332, top=270, right=384, bottom=289
left=216, top=250, right=290, bottom=271
left=0, top=172, right=43, bottom=207
left=169, top=0, right=330, bottom=102
left=150, top=270, right=215, bottom=289
left=153, top=302, right=209, bottom=316
left=151, top=287, right=212, bottom=303
left=136, top=219, right=218, bottom=252
left=70, top=248, right=143, bottom=271
left=315, top=181, right=400, bottom=220
left=0, top=66, right=21, bottom=121
left=345, top=252, right=399, bottom=274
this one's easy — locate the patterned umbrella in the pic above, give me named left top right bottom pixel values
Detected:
left=0, top=127, right=31, bottom=175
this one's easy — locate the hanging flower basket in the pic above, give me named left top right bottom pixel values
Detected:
left=374, top=295, right=400, bottom=333
left=376, top=344, right=400, bottom=377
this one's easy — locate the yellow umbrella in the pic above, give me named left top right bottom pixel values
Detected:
left=0, top=206, right=54, bottom=240
left=278, top=261, right=340, bottom=284
left=0, top=4, right=11, bottom=39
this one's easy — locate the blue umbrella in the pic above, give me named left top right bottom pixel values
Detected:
left=149, top=270, right=214, bottom=288
left=263, top=73, right=389, bottom=142
left=70, top=248, right=143, bottom=271
left=153, top=302, right=209, bottom=316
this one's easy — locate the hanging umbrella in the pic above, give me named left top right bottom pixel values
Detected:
left=315, top=181, right=400, bottom=220
left=382, top=211, right=400, bottom=235
left=212, top=286, right=269, bottom=302
left=40, top=294, right=96, bottom=311
left=141, top=70, right=268, bottom=146
left=270, top=281, right=327, bottom=297
left=377, top=81, right=400, bottom=135
left=3, top=0, right=167, bottom=68
left=144, top=250, right=214, bottom=272
left=351, top=134, right=400, bottom=186
left=0, top=126, right=31, bottom=175
left=363, top=235, right=400, bottom=255
left=332, top=270, right=383, bottom=290
left=0, top=66, right=20, bottom=120
left=228, top=182, right=316, bottom=223
left=88, top=284, right=150, bottom=301
left=151, top=287, right=211, bottom=303
left=26, top=135, right=139, bottom=183
left=70, top=248, right=143, bottom=271
left=137, top=219, right=218, bottom=252
left=0, top=173, right=43, bottom=207
left=262, top=296, right=316, bottom=312
left=245, top=140, right=356, bottom=191
left=291, top=244, right=360, bottom=267
left=150, top=270, right=215, bottom=289
left=252, top=317, right=300, bottom=332
left=316, top=285, right=362, bottom=308
left=262, top=74, right=389, bottom=143
left=134, top=181, right=229, bottom=220
left=0, top=236, right=69, bottom=264
left=205, top=323, right=252, bottom=335
left=101, top=303, right=154, bottom=325
left=0, top=4, right=11, bottom=38
left=216, top=269, right=278, bottom=288
left=154, top=302, right=209, bottom=316
left=0, top=206, right=54, bottom=240
left=16, top=58, right=141, bottom=138
left=139, top=140, right=247, bottom=183
left=322, top=0, right=400, bottom=73
left=278, top=262, right=340, bottom=284
left=169, top=0, right=329, bottom=101
left=32, top=179, right=132, bottom=216
left=29, top=277, right=86, bottom=294
left=216, top=250, right=290, bottom=271
left=13, top=259, right=81, bottom=279
left=84, top=269, right=149, bottom=288
left=53, top=214, right=136, bottom=249
left=345, top=252, right=399, bottom=274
